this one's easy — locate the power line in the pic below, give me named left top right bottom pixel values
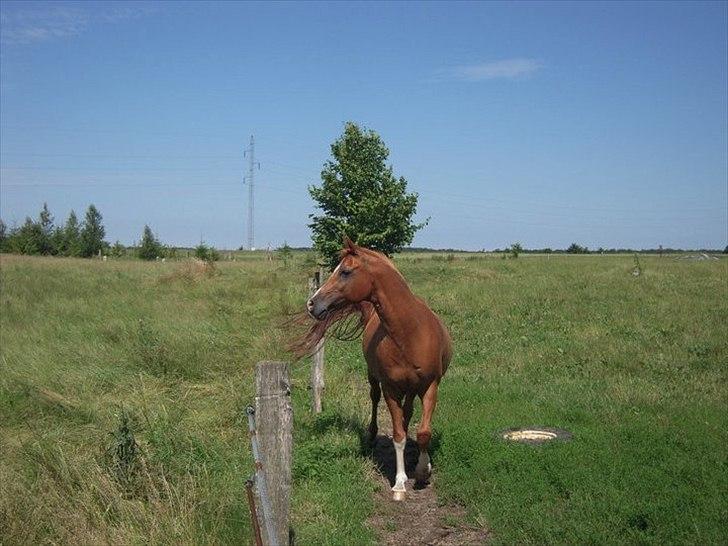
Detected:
left=2, top=153, right=723, bottom=214
left=2, top=158, right=724, bottom=230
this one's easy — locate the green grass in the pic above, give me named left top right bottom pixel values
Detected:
left=1, top=253, right=726, bottom=545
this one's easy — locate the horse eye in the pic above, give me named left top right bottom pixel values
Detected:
left=340, top=269, right=352, bottom=278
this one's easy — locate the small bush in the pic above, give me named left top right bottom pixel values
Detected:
left=110, top=241, right=126, bottom=258
left=277, top=242, right=293, bottom=267
left=632, top=254, right=643, bottom=276
left=105, top=409, right=141, bottom=496
left=194, top=243, right=220, bottom=262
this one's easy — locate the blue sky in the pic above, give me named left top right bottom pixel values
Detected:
left=1, top=0, right=726, bottom=250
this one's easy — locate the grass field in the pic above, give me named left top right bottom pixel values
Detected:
left=1, top=252, right=726, bottom=545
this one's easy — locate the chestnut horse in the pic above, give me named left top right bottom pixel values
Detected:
left=304, top=238, right=452, bottom=501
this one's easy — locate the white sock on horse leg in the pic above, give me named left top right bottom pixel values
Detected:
left=392, top=438, right=407, bottom=492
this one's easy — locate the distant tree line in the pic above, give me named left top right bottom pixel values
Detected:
left=0, top=203, right=106, bottom=257
left=0, top=204, right=221, bottom=261
left=134, top=225, right=220, bottom=261
left=403, top=244, right=726, bottom=254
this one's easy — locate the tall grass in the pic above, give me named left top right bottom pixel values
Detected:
left=398, top=254, right=728, bottom=545
left=1, top=253, right=726, bottom=544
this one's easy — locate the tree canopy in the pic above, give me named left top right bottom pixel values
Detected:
left=308, top=122, right=427, bottom=267
left=80, top=205, right=106, bottom=257
left=0, top=203, right=106, bottom=257
left=567, top=243, right=589, bottom=254
left=62, top=210, right=82, bottom=257
left=38, top=203, right=55, bottom=255
left=138, top=225, right=164, bottom=260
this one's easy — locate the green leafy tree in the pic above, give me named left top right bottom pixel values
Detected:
left=567, top=243, right=589, bottom=254
left=80, top=204, right=106, bottom=257
left=0, top=219, right=6, bottom=252
left=51, top=226, right=65, bottom=255
left=510, top=242, right=523, bottom=258
left=309, top=122, right=427, bottom=267
left=38, top=203, right=55, bottom=255
left=62, top=210, right=82, bottom=257
left=137, top=225, right=163, bottom=260
left=12, top=217, right=43, bottom=255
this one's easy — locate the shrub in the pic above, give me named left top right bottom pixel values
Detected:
left=277, top=241, right=293, bottom=267
left=110, top=241, right=126, bottom=258
left=194, top=242, right=220, bottom=262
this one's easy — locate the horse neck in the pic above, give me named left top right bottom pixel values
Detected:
left=368, top=262, right=419, bottom=346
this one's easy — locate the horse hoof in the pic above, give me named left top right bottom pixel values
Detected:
left=414, top=463, right=432, bottom=484
left=392, top=490, right=406, bottom=502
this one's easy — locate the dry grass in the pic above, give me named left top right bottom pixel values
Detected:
left=158, top=259, right=219, bottom=284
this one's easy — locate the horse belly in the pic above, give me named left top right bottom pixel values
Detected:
left=374, top=338, right=434, bottom=391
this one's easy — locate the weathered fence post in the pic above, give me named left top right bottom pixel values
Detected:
left=308, top=269, right=325, bottom=413
left=254, top=361, right=293, bottom=546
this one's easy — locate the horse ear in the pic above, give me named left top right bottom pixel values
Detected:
left=342, top=235, right=358, bottom=254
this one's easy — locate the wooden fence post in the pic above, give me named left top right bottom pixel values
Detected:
left=255, top=361, right=293, bottom=546
left=309, top=269, right=325, bottom=413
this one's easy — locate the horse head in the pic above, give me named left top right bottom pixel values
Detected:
left=307, top=236, right=374, bottom=320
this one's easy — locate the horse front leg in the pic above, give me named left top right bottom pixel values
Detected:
left=367, top=375, right=381, bottom=445
left=403, top=393, right=415, bottom=432
left=383, top=390, right=408, bottom=501
left=414, top=380, right=439, bottom=485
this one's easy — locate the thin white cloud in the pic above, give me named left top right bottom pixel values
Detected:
left=0, top=4, right=155, bottom=45
left=0, top=7, right=89, bottom=45
left=100, top=4, right=158, bottom=24
left=440, top=58, right=542, bottom=81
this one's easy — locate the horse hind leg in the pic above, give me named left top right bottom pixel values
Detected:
left=367, top=376, right=381, bottom=445
left=414, top=381, right=439, bottom=486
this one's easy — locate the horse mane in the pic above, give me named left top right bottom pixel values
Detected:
left=288, top=244, right=398, bottom=359
left=288, top=302, right=367, bottom=359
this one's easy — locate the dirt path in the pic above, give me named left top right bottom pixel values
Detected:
left=366, top=413, right=489, bottom=545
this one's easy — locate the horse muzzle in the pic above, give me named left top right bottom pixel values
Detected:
left=307, top=298, right=329, bottom=321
